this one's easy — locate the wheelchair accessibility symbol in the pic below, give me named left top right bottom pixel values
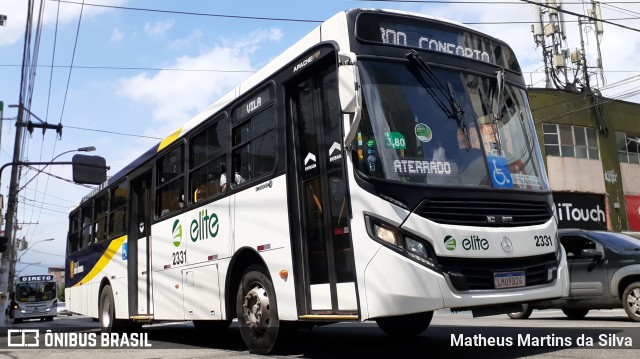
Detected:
left=487, top=156, right=513, bottom=188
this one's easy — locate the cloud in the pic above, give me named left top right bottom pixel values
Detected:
left=0, top=0, right=128, bottom=47
left=169, top=29, right=204, bottom=51
left=110, top=28, right=124, bottom=42
left=143, top=19, right=175, bottom=38
left=117, top=28, right=283, bottom=137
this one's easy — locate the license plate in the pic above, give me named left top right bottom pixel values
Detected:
left=494, top=271, right=525, bottom=289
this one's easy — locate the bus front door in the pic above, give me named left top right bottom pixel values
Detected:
left=288, top=58, right=358, bottom=316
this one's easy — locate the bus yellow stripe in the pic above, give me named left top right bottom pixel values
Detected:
left=73, top=235, right=127, bottom=287
left=157, top=128, right=182, bottom=152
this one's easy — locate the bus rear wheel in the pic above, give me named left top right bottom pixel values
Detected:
left=99, top=284, right=132, bottom=332
left=236, top=266, right=280, bottom=354
left=99, top=285, right=117, bottom=332
left=376, top=311, right=433, bottom=337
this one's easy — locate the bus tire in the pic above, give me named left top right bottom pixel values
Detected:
left=507, top=304, right=533, bottom=319
left=236, top=266, right=280, bottom=354
left=376, top=311, right=433, bottom=337
left=99, top=284, right=123, bottom=333
left=193, top=319, right=232, bottom=331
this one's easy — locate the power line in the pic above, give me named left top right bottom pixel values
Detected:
left=44, top=0, right=62, bottom=122
left=24, top=164, right=93, bottom=188
left=519, top=0, right=640, bottom=33
left=53, top=0, right=323, bottom=23
left=18, top=248, right=65, bottom=257
left=359, top=0, right=640, bottom=4
left=0, top=64, right=256, bottom=73
left=58, top=0, right=84, bottom=123
left=533, top=85, right=640, bottom=123
left=63, top=125, right=162, bottom=140
left=47, top=1, right=640, bottom=26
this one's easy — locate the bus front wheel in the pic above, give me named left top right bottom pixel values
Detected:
left=236, top=265, right=280, bottom=354
left=562, top=308, right=589, bottom=320
left=507, top=304, right=533, bottom=319
left=376, top=311, right=434, bottom=337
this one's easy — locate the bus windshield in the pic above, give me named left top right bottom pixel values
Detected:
left=354, top=58, right=549, bottom=190
left=15, top=282, right=57, bottom=302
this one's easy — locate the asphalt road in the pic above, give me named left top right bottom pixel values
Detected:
left=0, top=309, right=638, bottom=358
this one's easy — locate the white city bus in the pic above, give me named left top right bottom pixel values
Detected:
left=66, top=9, right=568, bottom=353
left=10, top=274, right=58, bottom=323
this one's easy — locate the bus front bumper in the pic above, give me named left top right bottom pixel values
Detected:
left=364, top=244, right=569, bottom=319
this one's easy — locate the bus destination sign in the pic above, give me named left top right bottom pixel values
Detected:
left=356, top=12, right=520, bottom=72
left=19, top=275, right=54, bottom=282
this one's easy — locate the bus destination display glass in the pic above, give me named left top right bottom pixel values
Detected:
left=356, top=12, right=521, bottom=72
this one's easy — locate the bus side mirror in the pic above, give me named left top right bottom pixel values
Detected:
left=338, top=52, right=358, bottom=113
left=72, top=154, right=109, bottom=185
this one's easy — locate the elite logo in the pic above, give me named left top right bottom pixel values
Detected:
left=172, top=219, right=182, bottom=247
left=462, top=235, right=489, bottom=250
left=444, top=235, right=489, bottom=251
left=444, top=235, right=457, bottom=251
left=190, top=209, right=219, bottom=242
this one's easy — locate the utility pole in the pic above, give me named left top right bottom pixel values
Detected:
left=0, top=106, right=25, bottom=324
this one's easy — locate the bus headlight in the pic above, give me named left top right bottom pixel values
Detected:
left=373, top=223, right=402, bottom=247
left=366, top=215, right=439, bottom=272
left=406, top=237, right=427, bottom=257
left=406, top=237, right=437, bottom=268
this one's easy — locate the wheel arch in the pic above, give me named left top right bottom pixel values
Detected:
left=617, top=275, right=640, bottom=299
left=610, top=265, right=640, bottom=297
left=98, top=277, right=111, bottom=311
left=224, top=247, right=269, bottom=319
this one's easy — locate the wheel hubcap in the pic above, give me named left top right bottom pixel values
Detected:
left=242, top=284, right=270, bottom=335
left=627, top=288, right=640, bottom=315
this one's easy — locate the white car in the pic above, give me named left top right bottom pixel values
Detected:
left=57, top=301, right=71, bottom=316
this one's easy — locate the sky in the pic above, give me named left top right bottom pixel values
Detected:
left=0, top=0, right=639, bottom=277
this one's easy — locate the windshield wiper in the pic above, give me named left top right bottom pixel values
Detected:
left=493, top=68, right=505, bottom=121
left=405, top=50, right=470, bottom=149
left=490, top=68, right=506, bottom=156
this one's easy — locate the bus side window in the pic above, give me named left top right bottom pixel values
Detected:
left=68, top=211, right=81, bottom=254
left=156, top=145, right=184, bottom=216
left=109, top=181, right=128, bottom=238
left=189, top=116, right=227, bottom=203
left=80, top=202, right=93, bottom=249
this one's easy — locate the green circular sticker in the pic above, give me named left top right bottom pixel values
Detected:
left=444, top=235, right=456, bottom=251
left=367, top=139, right=376, bottom=148
left=415, top=123, right=433, bottom=143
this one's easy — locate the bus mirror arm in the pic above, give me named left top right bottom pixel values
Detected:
left=344, top=105, right=362, bottom=152
left=339, top=53, right=362, bottom=152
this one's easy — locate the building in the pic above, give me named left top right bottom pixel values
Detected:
left=529, top=88, right=640, bottom=232
left=47, top=266, right=65, bottom=287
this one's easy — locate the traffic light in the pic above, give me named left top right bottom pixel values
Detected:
left=0, top=236, right=8, bottom=252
